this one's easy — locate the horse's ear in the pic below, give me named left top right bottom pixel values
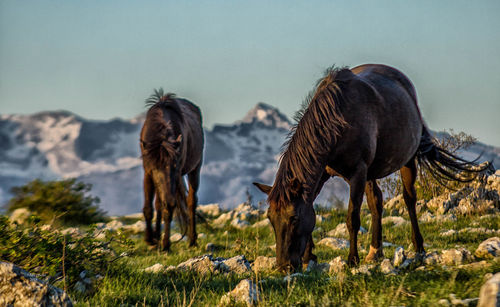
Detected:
left=289, top=178, right=302, bottom=196
left=253, top=182, right=272, bottom=195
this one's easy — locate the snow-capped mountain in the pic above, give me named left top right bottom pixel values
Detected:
left=0, top=104, right=498, bottom=214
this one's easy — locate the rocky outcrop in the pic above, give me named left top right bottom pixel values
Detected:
left=478, top=272, right=500, bottom=307
left=0, top=261, right=73, bottom=307
left=475, top=237, right=500, bottom=259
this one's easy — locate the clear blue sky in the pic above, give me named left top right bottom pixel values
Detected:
left=1, top=0, right=499, bottom=146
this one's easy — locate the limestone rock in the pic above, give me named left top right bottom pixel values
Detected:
left=478, top=272, right=500, bottom=307
left=177, top=255, right=223, bottom=274
left=213, top=212, right=234, bottom=227
left=351, top=264, right=375, bottom=276
left=0, top=261, right=73, bottom=307
left=475, top=237, right=500, bottom=259
left=382, top=216, right=408, bottom=227
left=9, top=208, right=32, bottom=225
left=424, top=251, right=443, bottom=266
left=144, top=263, right=165, bottom=273
left=283, top=273, right=306, bottom=282
left=197, top=203, right=221, bottom=217
left=440, top=229, right=457, bottom=237
left=223, top=255, right=252, bottom=274
left=328, top=256, right=347, bottom=275
left=326, top=223, right=367, bottom=238
left=122, top=220, right=145, bottom=234
left=230, top=218, right=250, bottom=229
left=380, top=259, right=397, bottom=274
left=317, top=237, right=349, bottom=250
left=252, top=219, right=271, bottom=228
left=252, top=256, right=277, bottom=273
left=219, top=279, right=259, bottom=306
left=441, top=248, right=473, bottom=266
left=393, top=246, right=406, bottom=267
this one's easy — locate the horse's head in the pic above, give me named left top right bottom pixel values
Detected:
left=253, top=179, right=316, bottom=272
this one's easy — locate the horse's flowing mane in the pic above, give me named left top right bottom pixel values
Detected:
left=269, top=66, right=350, bottom=208
left=141, top=89, right=183, bottom=169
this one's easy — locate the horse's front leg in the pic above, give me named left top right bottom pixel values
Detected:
left=365, top=180, right=384, bottom=262
left=346, top=166, right=367, bottom=266
left=143, top=172, right=155, bottom=245
left=161, top=205, right=173, bottom=252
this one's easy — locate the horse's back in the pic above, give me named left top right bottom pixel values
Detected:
left=174, top=98, right=204, bottom=174
left=333, top=64, right=423, bottom=179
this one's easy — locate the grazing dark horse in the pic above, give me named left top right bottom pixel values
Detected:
left=254, top=64, right=488, bottom=271
left=141, top=89, right=204, bottom=251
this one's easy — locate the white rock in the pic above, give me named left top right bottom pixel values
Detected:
left=475, top=237, right=500, bottom=259
left=197, top=203, right=221, bottom=217
left=105, top=220, right=124, bottom=231
left=9, top=208, right=32, bottom=225
left=170, top=233, right=185, bottom=242
left=317, top=237, right=349, bottom=250
left=351, top=264, right=375, bottom=275
left=197, top=233, right=206, bottom=239
left=0, top=261, right=73, bottom=306
left=61, top=227, right=82, bottom=236
left=213, top=212, right=234, bottom=227
left=440, top=229, right=457, bottom=237
left=219, top=279, right=259, bottom=306
left=328, top=256, right=347, bottom=275
left=382, top=216, right=408, bottom=227
left=122, top=220, right=145, bottom=234
left=478, top=272, right=500, bottom=307
left=177, top=255, right=221, bottom=275
left=424, top=251, right=442, bottom=266
left=393, top=247, right=406, bottom=267
left=252, top=219, right=271, bottom=228
left=252, top=256, right=277, bottom=273
left=327, top=223, right=367, bottom=238
left=380, top=259, right=397, bottom=274
left=230, top=218, right=250, bottom=229
left=223, top=255, right=252, bottom=274
left=144, top=263, right=165, bottom=273
left=441, top=248, right=473, bottom=266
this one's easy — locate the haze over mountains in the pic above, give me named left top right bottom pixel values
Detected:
left=1, top=104, right=498, bottom=215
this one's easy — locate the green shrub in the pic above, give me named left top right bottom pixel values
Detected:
left=0, top=215, right=133, bottom=290
left=6, top=178, right=106, bottom=226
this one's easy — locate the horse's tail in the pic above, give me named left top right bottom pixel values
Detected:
left=416, top=127, right=491, bottom=185
left=172, top=178, right=189, bottom=243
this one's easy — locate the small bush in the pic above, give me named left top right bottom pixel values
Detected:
left=0, top=215, right=133, bottom=290
left=6, top=178, right=106, bottom=226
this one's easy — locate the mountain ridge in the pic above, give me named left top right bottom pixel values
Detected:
left=0, top=103, right=498, bottom=214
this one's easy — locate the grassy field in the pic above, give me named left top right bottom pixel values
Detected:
left=65, top=205, right=499, bottom=306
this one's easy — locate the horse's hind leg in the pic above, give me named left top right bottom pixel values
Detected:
left=154, top=195, right=162, bottom=242
left=401, top=159, right=425, bottom=254
left=143, top=172, right=155, bottom=245
left=346, top=165, right=367, bottom=266
left=365, top=180, right=384, bottom=262
left=187, top=163, right=201, bottom=247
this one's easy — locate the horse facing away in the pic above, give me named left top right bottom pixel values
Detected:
left=254, top=64, right=489, bottom=271
left=140, top=89, right=204, bottom=251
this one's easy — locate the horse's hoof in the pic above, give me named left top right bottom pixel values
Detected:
left=189, top=242, right=198, bottom=248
